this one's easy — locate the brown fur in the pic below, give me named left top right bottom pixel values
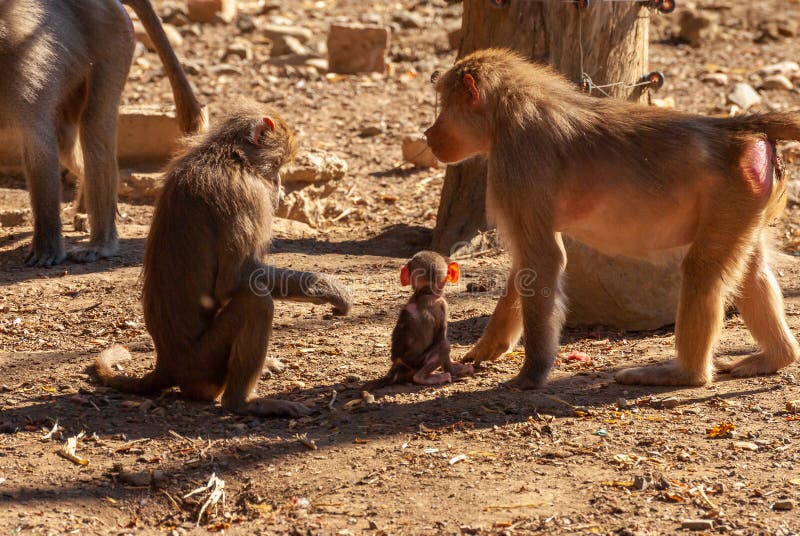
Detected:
left=426, top=48, right=799, bottom=387
left=95, top=104, right=352, bottom=417
left=367, top=251, right=473, bottom=389
left=0, top=0, right=205, bottom=267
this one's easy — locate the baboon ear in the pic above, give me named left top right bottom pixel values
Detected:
left=400, top=265, right=411, bottom=286
left=251, top=116, right=276, bottom=144
left=446, top=262, right=460, bottom=283
left=462, top=74, right=480, bottom=108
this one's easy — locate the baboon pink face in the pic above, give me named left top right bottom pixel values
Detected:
left=425, top=73, right=490, bottom=163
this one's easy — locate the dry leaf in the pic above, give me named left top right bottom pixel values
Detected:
left=707, top=422, right=736, bottom=439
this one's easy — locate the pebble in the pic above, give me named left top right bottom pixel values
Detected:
left=392, top=12, right=426, bottom=29
left=210, top=63, right=243, bottom=76
left=681, top=519, right=714, bottom=531
left=733, top=441, right=759, bottom=451
left=759, top=61, right=800, bottom=77
left=773, top=500, right=794, bottom=511
left=761, top=75, right=793, bottom=91
left=221, top=42, right=253, bottom=62
left=359, top=125, right=383, bottom=137
left=727, top=83, right=762, bottom=111
left=402, top=136, right=439, bottom=168
left=700, top=72, right=728, bottom=86
left=661, top=396, right=680, bottom=409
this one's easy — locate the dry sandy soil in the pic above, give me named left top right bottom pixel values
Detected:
left=2, top=0, right=800, bottom=534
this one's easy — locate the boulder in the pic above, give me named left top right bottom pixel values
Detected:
left=327, top=24, right=390, bottom=74
left=282, top=150, right=347, bottom=188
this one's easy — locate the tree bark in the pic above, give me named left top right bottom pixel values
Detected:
left=433, top=1, right=681, bottom=329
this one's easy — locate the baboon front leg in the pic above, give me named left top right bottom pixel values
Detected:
left=217, top=288, right=311, bottom=418
left=505, top=237, right=566, bottom=390
left=21, top=125, right=66, bottom=267
left=462, top=265, right=524, bottom=365
left=717, top=238, right=799, bottom=377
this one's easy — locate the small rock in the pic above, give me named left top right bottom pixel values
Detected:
left=368, top=520, right=379, bottom=530
left=327, top=24, right=390, bottom=74
left=163, top=8, right=190, bottom=27
left=269, top=34, right=309, bottom=57
left=0, top=209, right=30, bottom=227
left=134, top=22, right=183, bottom=50
left=221, top=41, right=253, bottom=62
left=682, top=519, right=714, bottom=531
left=756, top=18, right=798, bottom=42
left=727, top=83, right=762, bottom=111
left=678, top=10, right=717, bottom=47
left=118, top=170, right=163, bottom=200
left=616, top=397, right=629, bottom=410
left=305, top=57, right=329, bottom=72
left=759, top=61, right=800, bottom=78
left=733, top=441, right=759, bottom=451
left=773, top=500, right=794, bottom=511
left=661, top=396, right=680, bottom=409
left=359, top=125, right=383, bottom=137
left=282, top=149, right=348, bottom=185
left=392, top=11, right=425, bottom=29
left=277, top=189, right=324, bottom=227
left=402, top=136, right=439, bottom=168
left=700, top=72, right=728, bottom=86
left=209, top=63, right=243, bottom=76
left=761, top=75, right=793, bottom=91
left=187, top=0, right=237, bottom=23
left=262, top=23, right=314, bottom=44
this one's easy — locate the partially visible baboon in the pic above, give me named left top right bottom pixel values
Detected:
left=96, top=104, right=352, bottom=417
left=367, top=251, right=473, bottom=388
left=425, top=48, right=799, bottom=388
left=0, top=0, right=206, bottom=266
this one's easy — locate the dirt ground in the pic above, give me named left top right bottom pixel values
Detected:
left=2, top=0, right=800, bottom=534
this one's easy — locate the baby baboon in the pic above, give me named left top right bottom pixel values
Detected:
left=0, top=0, right=205, bottom=266
left=426, top=48, right=799, bottom=388
left=96, top=104, right=352, bottom=417
left=367, top=251, right=473, bottom=388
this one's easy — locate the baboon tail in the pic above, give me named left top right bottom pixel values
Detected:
left=721, top=112, right=800, bottom=142
left=94, top=344, right=171, bottom=394
left=120, top=0, right=207, bottom=134
left=250, top=266, right=353, bottom=315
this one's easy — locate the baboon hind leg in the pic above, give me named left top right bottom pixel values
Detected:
left=180, top=286, right=311, bottom=418
left=717, top=236, right=799, bottom=377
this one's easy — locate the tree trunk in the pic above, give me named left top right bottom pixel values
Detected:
left=433, top=1, right=682, bottom=330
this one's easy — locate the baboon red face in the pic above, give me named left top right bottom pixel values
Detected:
left=425, top=72, right=490, bottom=163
